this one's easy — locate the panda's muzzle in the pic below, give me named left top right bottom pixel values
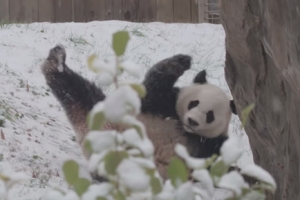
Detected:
left=183, top=123, right=196, bottom=134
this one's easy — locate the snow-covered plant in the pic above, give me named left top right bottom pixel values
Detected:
left=0, top=164, right=30, bottom=200
left=44, top=30, right=277, bottom=200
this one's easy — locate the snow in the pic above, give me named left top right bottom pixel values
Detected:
left=82, top=183, right=113, bottom=200
left=0, top=163, right=30, bottom=183
left=95, top=72, right=114, bottom=86
left=104, top=85, right=141, bottom=122
left=89, top=56, right=120, bottom=87
left=241, top=164, right=277, bottom=191
left=220, top=137, right=243, bottom=165
left=116, top=158, right=150, bottom=192
left=192, top=170, right=214, bottom=198
left=175, top=144, right=206, bottom=169
left=57, top=64, right=64, bottom=73
left=121, top=115, right=155, bottom=157
left=156, top=180, right=174, bottom=200
left=44, top=190, right=80, bottom=200
left=120, top=60, right=143, bottom=78
left=175, top=182, right=194, bottom=200
left=123, top=128, right=154, bottom=157
left=218, top=171, right=249, bottom=196
left=85, top=130, right=117, bottom=153
left=0, top=20, right=253, bottom=199
left=130, top=157, right=156, bottom=169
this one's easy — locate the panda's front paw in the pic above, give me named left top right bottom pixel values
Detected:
left=41, top=44, right=67, bottom=75
left=171, top=54, right=192, bottom=71
left=156, top=54, right=192, bottom=77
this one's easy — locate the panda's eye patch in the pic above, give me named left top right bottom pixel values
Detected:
left=188, top=100, right=199, bottom=110
left=206, top=110, right=215, bottom=123
left=188, top=117, right=199, bottom=126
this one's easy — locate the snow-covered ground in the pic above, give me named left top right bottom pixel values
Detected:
left=0, top=21, right=253, bottom=199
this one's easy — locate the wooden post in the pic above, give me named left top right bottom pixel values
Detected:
left=53, top=0, right=73, bottom=22
left=156, top=0, right=173, bottom=23
left=198, top=0, right=207, bottom=23
left=191, top=0, right=199, bottom=23
left=38, top=0, right=55, bottom=22
left=0, top=0, right=9, bottom=22
left=174, top=0, right=191, bottom=23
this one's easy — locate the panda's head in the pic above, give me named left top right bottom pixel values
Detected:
left=176, top=70, right=237, bottom=138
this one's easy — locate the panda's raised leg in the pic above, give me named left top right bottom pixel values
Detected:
left=41, top=45, right=106, bottom=143
left=141, top=54, right=192, bottom=119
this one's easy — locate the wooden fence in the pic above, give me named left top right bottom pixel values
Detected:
left=0, top=0, right=220, bottom=24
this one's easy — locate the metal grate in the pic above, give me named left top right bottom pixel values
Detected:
left=205, top=0, right=220, bottom=24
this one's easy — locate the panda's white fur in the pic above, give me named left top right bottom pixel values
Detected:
left=40, top=44, right=236, bottom=182
left=176, top=83, right=232, bottom=138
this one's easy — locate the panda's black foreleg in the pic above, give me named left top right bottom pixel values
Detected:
left=141, top=54, right=192, bottom=119
left=41, top=45, right=106, bottom=129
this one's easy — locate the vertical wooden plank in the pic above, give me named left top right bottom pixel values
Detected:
left=0, top=0, right=9, bottom=22
left=190, top=0, right=198, bottom=23
left=9, top=0, right=39, bottom=23
left=138, top=0, right=156, bottom=22
left=113, top=0, right=123, bottom=20
left=174, top=0, right=191, bottom=23
left=122, top=0, right=138, bottom=22
left=86, top=0, right=106, bottom=21
left=38, top=0, right=54, bottom=22
left=73, top=0, right=87, bottom=22
left=105, top=0, right=113, bottom=20
left=156, top=0, right=173, bottom=23
left=53, top=0, right=73, bottom=22
left=197, top=0, right=206, bottom=23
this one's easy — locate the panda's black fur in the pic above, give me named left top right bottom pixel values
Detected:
left=41, top=45, right=236, bottom=181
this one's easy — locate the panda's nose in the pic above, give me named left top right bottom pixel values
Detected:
left=188, top=118, right=199, bottom=126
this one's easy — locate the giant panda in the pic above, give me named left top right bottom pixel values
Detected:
left=40, top=44, right=237, bottom=181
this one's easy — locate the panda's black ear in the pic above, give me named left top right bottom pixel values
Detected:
left=230, top=100, right=237, bottom=115
left=193, top=70, right=207, bottom=84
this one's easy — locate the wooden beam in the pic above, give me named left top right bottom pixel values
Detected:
left=123, top=0, right=139, bottom=21
left=174, top=0, right=191, bottom=23
left=0, top=0, right=9, bottom=22
left=156, top=0, right=173, bottom=23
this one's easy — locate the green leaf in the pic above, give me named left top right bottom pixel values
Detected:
left=97, top=197, right=107, bottom=200
left=84, top=140, right=93, bottom=153
left=146, top=169, right=162, bottom=195
left=210, top=160, right=229, bottom=180
left=131, top=124, right=144, bottom=139
left=114, top=190, right=126, bottom=200
left=63, top=160, right=79, bottom=186
left=129, top=83, right=147, bottom=98
left=241, top=189, right=266, bottom=200
left=87, top=111, right=106, bottom=131
left=151, top=176, right=162, bottom=195
left=87, top=54, right=98, bottom=72
left=167, top=157, right=188, bottom=188
left=240, top=103, right=255, bottom=128
left=104, top=151, right=129, bottom=175
left=0, top=174, right=10, bottom=182
left=253, top=182, right=276, bottom=194
left=204, top=154, right=218, bottom=168
left=112, top=31, right=130, bottom=57
left=73, top=178, right=90, bottom=197
left=241, top=188, right=252, bottom=196
left=225, top=198, right=239, bottom=200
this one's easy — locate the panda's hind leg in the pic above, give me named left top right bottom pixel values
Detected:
left=41, top=44, right=105, bottom=145
left=141, top=54, right=192, bottom=119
